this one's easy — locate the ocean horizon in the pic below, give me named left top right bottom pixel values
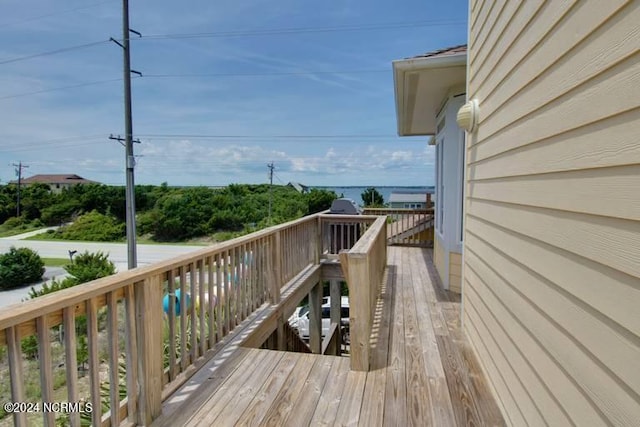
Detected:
left=312, top=185, right=434, bottom=206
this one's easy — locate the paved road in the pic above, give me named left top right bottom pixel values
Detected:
left=0, top=234, right=205, bottom=309
left=0, top=267, right=67, bottom=307
left=0, top=238, right=202, bottom=267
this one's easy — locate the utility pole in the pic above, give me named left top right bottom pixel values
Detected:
left=267, top=162, right=275, bottom=225
left=111, top=0, right=142, bottom=269
left=12, top=161, right=29, bottom=217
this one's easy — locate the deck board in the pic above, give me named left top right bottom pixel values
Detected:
left=152, top=247, right=505, bottom=427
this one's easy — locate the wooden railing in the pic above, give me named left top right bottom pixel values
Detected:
left=363, top=208, right=434, bottom=247
left=0, top=212, right=389, bottom=426
left=339, top=216, right=388, bottom=371
left=0, top=214, right=319, bottom=427
left=319, top=214, right=377, bottom=255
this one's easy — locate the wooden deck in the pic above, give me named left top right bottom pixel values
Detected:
left=152, top=247, right=504, bottom=426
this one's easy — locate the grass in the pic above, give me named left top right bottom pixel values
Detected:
left=0, top=224, right=43, bottom=238
left=137, top=238, right=208, bottom=246
left=25, top=230, right=125, bottom=243
left=28, top=232, right=206, bottom=246
left=41, top=257, right=69, bottom=267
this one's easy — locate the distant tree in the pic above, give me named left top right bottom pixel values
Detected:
left=306, top=189, right=337, bottom=213
left=361, top=187, right=384, bottom=207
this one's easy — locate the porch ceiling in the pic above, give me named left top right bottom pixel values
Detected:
left=393, top=53, right=466, bottom=136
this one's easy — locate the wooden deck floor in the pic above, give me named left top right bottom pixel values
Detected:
left=153, top=247, right=504, bottom=426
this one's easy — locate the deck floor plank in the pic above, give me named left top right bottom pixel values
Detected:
left=383, top=247, right=408, bottom=427
left=411, top=248, right=457, bottom=427
left=208, top=349, right=285, bottom=426
left=184, top=348, right=273, bottom=425
left=334, top=369, right=368, bottom=426
left=403, top=248, right=434, bottom=426
left=308, top=356, right=351, bottom=426
left=260, top=352, right=317, bottom=426
left=153, top=247, right=505, bottom=427
left=285, top=355, right=335, bottom=426
left=234, top=351, right=302, bottom=427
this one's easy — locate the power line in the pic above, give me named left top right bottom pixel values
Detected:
left=137, top=19, right=466, bottom=40
left=0, top=70, right=382, bottom=101
left=0, top=39, right=110, bottom=66
left=143, top=69, right=387, bottom=78
left=0, top=77, right=125, bottom=101
left=137, top=134, right=397, bottom=139
left=0, top=19, right=462, bottom=67
left=0, top=1, right=112, bottom=29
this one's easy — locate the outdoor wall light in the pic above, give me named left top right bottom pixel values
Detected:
left=456, top=99, right=479, bottom=132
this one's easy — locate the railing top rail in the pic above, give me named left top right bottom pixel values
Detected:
left=348, top=216, right=387, bottom=256
left=319, top=214, right=379, bottom=222
left=363, top=207, right=434, bottom=213
left=0, top=212, right=322, bottom=330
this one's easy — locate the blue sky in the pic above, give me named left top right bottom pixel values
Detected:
left=0, top=0, right=467, bottom=186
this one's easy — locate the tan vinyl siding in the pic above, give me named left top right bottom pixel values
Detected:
left=433, top=237, right=446, bottom=287
left=449, top=252, right=462, bottom=293
left=464, top=1, right=640, bottom=426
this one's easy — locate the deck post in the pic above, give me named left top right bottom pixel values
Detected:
left=340, top=251, right=371, bottom=371
left=135, top=276, right=164, bottom=425
left=270, top=231, right=282, bottom=304
left=330, top=279, right=342, bottom=355
left=316, top=216, right=323, bottom=263
left=277, top=314, right=286, bottom=351
left=309, top=281, right=323, bottom=354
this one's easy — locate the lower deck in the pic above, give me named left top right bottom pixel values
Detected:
left=153, top=247, right=505, bottom=426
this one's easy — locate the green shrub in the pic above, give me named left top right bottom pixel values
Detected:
left=2, top=216, right=25, bottom=228
left=0, top=247, right=45, bottom=290
left=54, top=210, right=125, bottom=241
left=64, top=251, right=116, bottom=283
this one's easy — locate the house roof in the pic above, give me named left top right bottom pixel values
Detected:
left=15, top=174, right=98, bottom=185
left=389, top=192, right=430, bottom=203
left=287, top=182, right=308, bottom=193
left=408, top=44, right=467, bottom=60
left=392, top=44, right=467, bottom=136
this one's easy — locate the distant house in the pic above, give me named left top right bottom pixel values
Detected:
left=388, top=191, right=432, bottom=209
left=287, top=182, right=309, bottom=194
left=13, top=174, right=98, bottom=193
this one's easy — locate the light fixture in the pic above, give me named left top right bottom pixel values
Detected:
left=456, top=99, right=479, bottom=132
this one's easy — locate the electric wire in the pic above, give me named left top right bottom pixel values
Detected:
left=138, top=19, right=466, bottom=40
left=0, top=39, right=110, bottom=66
left=0, top=1, right=112, bottom=29
left=0, top=77, right=125, bottom=101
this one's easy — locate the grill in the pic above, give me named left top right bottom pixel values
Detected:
left=328, top=198, right=362, bottom=215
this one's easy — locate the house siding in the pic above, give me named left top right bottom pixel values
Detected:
left=433, top=235, right=447, bottom=287
left=448, top=251, right=462, bottom=293
left=464, top=1, right=640, bottom=426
